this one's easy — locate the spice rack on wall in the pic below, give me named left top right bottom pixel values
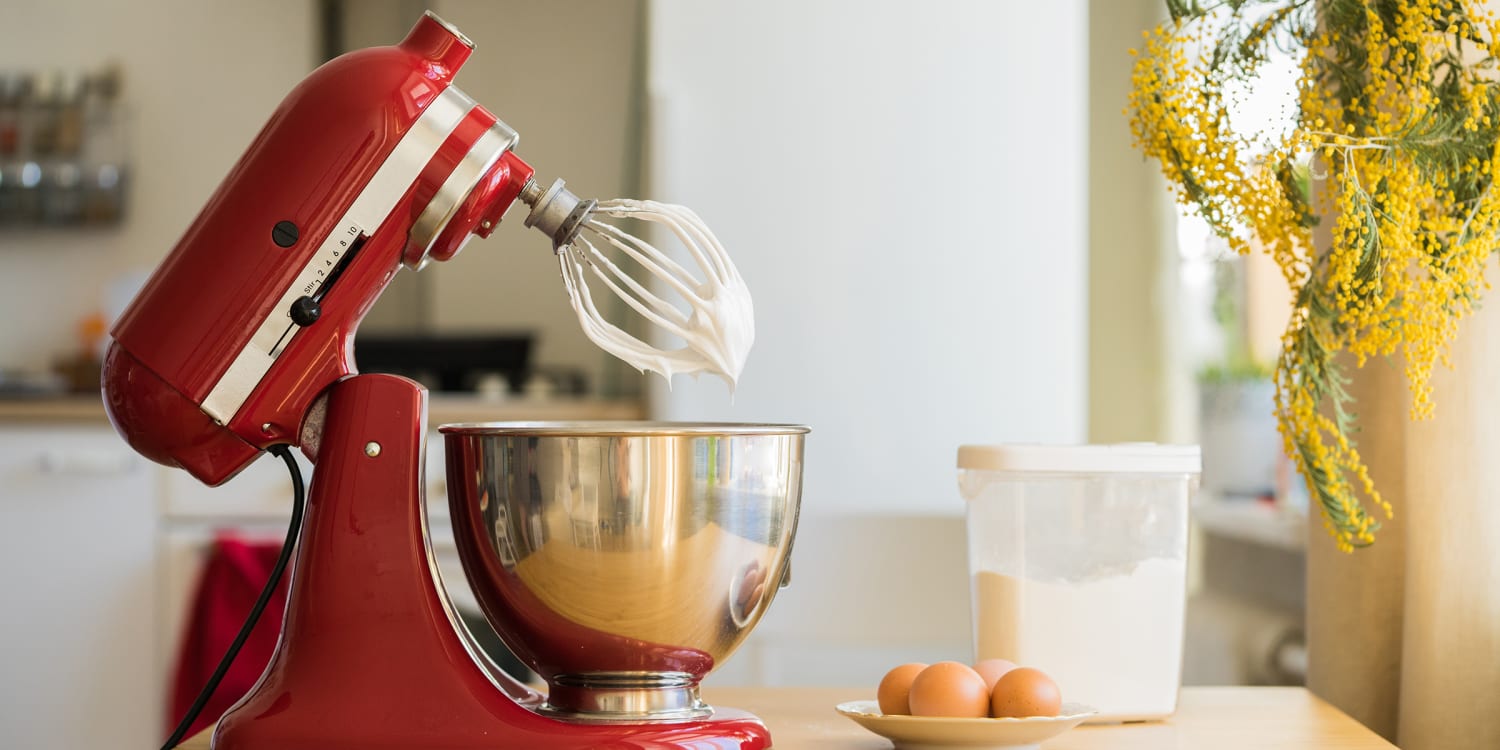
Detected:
left=0, top=65, right=129, bottom=228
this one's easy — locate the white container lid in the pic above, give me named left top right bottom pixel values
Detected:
left=957, top=443, right=1200, bottom=475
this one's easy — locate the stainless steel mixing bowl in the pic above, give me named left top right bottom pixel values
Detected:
left=441, top=422, right=808, bottom=721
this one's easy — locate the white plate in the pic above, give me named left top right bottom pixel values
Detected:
left=835, top=700, right=1097, bottom=750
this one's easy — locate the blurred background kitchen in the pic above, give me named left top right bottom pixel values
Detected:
left=0, top=1, right=1309, bottom=747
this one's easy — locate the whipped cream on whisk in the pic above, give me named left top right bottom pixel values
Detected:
left=556, top=199, right=754, bottom=388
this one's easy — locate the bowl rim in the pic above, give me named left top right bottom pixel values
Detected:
left=438, top=421, right=811, bottom=436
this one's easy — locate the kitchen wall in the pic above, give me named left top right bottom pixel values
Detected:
left=0, top=0, right=317, bottom=374
left=1087, top=0, right=1185, bottom=445
left=646, top=0, right=1090, bottom=514
left=646, top=0, right=1090, bottom=683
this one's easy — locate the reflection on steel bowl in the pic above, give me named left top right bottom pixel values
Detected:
left=442, top=422, right=808, bottom=721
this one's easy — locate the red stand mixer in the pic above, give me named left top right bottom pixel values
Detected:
left=102, top=12, right=805, bottom=749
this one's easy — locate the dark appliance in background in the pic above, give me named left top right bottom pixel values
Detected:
left=355, top=333, right=533, bottom=395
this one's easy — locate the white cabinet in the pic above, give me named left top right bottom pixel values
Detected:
left=161, top=448, right=311, bottom=521
left=0, top=426, right=159, bottom=750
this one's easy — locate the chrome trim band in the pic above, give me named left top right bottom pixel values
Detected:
left=202, top=86, right=477, bottom=425
left=405, top=115, right=519, bottom=270
left=540, top=672, right=712, bottom=722
left=424, top=10, right=474, bottom=49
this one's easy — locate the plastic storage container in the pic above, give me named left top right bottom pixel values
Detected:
left=958, top=444, right=1199, bottom=723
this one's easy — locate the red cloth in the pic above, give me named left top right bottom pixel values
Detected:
left=169, top=534, right=289, bottom=737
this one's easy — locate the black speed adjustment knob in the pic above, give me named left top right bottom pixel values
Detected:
left=289, top=296, right=321, bottom=326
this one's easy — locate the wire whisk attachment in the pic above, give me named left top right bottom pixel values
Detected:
left=520, top=179, right=753, bottom=388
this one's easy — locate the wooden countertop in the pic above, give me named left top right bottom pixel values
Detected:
left=0, top=395, right=112, bottom=423
left=176, top=686, right=1394, bottom=749
left=0, top=394, right=644, bottom=425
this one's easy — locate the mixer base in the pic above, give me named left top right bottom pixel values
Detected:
left=210, top=375, right=770, bottom=750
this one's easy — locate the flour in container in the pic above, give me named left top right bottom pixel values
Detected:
left=973, top=557, right=1187, bottom=722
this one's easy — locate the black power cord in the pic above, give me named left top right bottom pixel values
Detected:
left=159, top=445, right=306, bottom=750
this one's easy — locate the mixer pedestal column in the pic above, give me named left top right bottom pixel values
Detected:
left=211, top=374, right=770, bottom=750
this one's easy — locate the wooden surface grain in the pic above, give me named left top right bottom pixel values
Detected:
left=177, top=686, right=1396, bottom=749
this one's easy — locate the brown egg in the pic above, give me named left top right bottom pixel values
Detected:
left=972, top=658, right=1018, bottom=692
left=908, top=661, right=990, bottom=718
left=990, top=667, right=1062, bottom=718
left=876, top=663, right=927, bottom=715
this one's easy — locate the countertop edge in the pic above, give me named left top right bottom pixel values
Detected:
left=0, top=395, right=648, bottom=425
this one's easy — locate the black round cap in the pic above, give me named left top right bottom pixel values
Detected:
left=272, top=220, right=299, bottom=248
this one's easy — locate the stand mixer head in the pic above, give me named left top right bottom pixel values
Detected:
left=102, top=10, right=753, bottom=488
left=97, top=11, right=803, bottom=749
